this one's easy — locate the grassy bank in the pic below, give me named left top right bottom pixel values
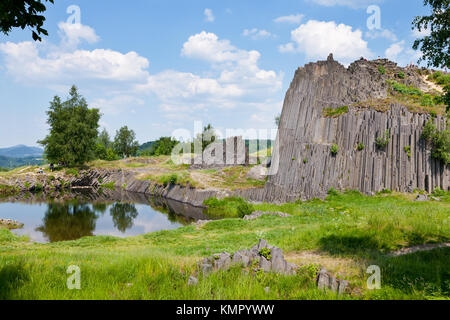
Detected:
left=0, top=191, right=449, bottom=300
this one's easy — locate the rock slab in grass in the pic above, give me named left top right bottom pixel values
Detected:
left=316, top=269, right=349, bottom=295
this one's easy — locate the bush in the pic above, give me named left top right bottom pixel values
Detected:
left=237, top=202, right=254, bottom=218
left=397, top=71, right=405, bottom=79
left=357, top=143, right=365, bottom=151
left=331, top=144, right=339, bottom=156
left=328, top=187, right=339, bottom=196
left=387, top=80, right=422, bottom=96
left=376, top=130, right=390, bottom=149
left=420, top=94, right=435, bottom=107
left=378, top=65, right=386, bottom=75
left=404, top=146, right=411, bottom=158
left=421, top=121, right=450, bottom=165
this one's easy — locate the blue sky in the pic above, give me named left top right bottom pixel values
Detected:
left=0, top=0, right=431, bottom=147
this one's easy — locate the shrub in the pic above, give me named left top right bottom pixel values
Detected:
left=376, top=130, right=390, bottom=149
left=237, top=202, right=254, bottom=218
left=328, top=187, right=339, bottom=196
left=420, top=94, right=435, bottom=107
left=397, top=71, right=405, bottom=79
left=378, top=65, right=386, bottom=75
left=65, top=168, right=79, bottom=177
left=421, top=121, right=450, bottom=165
left=303, top=158, right=308, bottom=164
left=331, top=144, right=339, bottom=156
left=259, top=248, right=272, bottom=261
left=404, top=146, right=411, bottom=158
left=387, top=80, right=422, bottom=96
left=357, top=142, right=365, bottom=151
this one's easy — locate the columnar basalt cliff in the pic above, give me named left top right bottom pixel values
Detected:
left=256, top=55, right=449, bottom=202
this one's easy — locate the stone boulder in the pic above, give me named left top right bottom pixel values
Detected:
left=316, top=269, right=349, bottom=295
left=246, top=165, right=268, bottom=181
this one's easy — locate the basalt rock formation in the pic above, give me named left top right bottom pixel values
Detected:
left=250, top=54, right=448, bottom=202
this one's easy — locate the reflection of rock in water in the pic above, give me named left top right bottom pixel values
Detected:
left=109, top=203, right=138, bottom=233
left=36, top=203, right=98, bottom=242
left=156, top=198, right=212, bottom=223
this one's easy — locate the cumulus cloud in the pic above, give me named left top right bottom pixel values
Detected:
left=385, top=41, right=405, bottom=61
left=274, top=14, right=304, bottom=24
left=308, top=0, right=382, bottom=8
left=0, top=23, right=149, bottom=87
left=242, top=28, right=274, bottom=40
left=412, top=28, right=431, bottom=38
left=141, top=31, right=283, bottom=116
left=204, top=8, right=215, bottom=22
left=58, top=22, right=99, bottom=48
left=279, top=20, right=373, bottom=64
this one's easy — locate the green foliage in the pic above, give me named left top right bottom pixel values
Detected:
left=378, top=65, right=386, bottom=75
left=38, top=86, right=100, bottom=167
left=149, top=137, right=179, bottom=156
left=376, top=130, right=390, bottom=149
left=0, top=0, right=55, bottom=41
left=387, top=80, right=422, bottom=96
left=421, top=120, right=450, bottom=165
left=259, top=248, right=272, bottom=261
left=65, top=168, right=79, bottom=177
left=376, top=188, right=392, bottom=195
left=275, top=114, right=281, bottom=127
left=397, top=71, right=405, bottom=79
left=429, top=71, right=450, bottom=86
left=404, top=146, right=411, bottom=158
left=94, top=129, right=116, bottom=160
left=160, top=174, right=178, bottom=187
left=322, top=106, right=349, bottom=118
left=412, top=0, right=449, bottom=68
left=237, top=202, right=254, bottom=218
left=100, top=181, right=115, bottom=190
left=420, top=94, right=435, bottom=107
left=191, top=124, right=217, bottom=153
left=0, top=184, right=19, bottom=196
left=113, top=126, right=139, bottom=158
left=203, top=197, right=251, bottom=218
left=357, top=143, right=365, bottom=151
left=327, top=187, right=339, bottom=196
left=330, top=144, right=339, bottom=156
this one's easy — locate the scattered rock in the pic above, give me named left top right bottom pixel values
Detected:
left=197, top=239, right=298, bottom=276
left=316, top=269, right=349, bottom=295
left=188, top=276, right=198, bottom=286
left=246, top=165, right=268, bottom=181
left=194, top=220, right=213, bottom=227
left=415, top=194, right=429, bottom=202
left=243, top=211, right=291, bottom=221
left=430, top=196, right=441, bottom=202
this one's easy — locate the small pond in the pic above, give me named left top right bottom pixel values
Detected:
left=0, top=190, right=210, bottom=243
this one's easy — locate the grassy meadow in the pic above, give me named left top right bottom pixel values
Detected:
left=0, top=190, right=449, bottom=300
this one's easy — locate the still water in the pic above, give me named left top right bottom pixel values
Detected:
left=0, top=192, right=209, bottom=243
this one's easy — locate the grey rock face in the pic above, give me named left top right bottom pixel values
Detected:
left=213, top=253, right=232, bottom=271
left=232, top=250, right=251, bottom=267
left=246, top=57, right=449, bottom=202
left=259, top=256, right=272, bottom=272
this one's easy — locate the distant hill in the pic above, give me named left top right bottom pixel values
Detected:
left=0, top=145, right=44, bottom=169
left=0, top=145, right=43, bottom=158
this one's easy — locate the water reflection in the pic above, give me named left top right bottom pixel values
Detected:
left=0, top=190, right=213, bottom=243
left=36, top=202, right=99, bottom=242
left=110, top=203, right=138, bottom=233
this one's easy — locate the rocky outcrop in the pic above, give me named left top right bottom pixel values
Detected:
left=243, top=211, right=290, bottom=220
left=316, top=269, right=350, bottom=295
left=198, top=239, right=298, bottom=276
left=0, top=218, right=23, bottom=229
left=251, top=56, right=448, bottom=202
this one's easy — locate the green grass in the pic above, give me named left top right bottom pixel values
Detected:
left=0, top=191, right=449, bottom=300
left=322, top=106, right=349, bottom=118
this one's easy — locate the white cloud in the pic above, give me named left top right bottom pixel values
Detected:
left=141, top=32, right=283, bottom=116
left=57, top=22, right=99, bottom=48
left=279, top=20, right=373, bottom=64
left=365, top=29, right=397, bottom=42
left=0, top=23, right=149, bottom=86
left=91, top=95, right=144, bottom=115
left=204, top=8, right=215, bottom=22
left=242, top=28, right=274, bottom=40
left=309, top=0, right=382, bottom=8
left=274, top=14, right=304, bottom=24
left=385, top=40, right=405, bottom=61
